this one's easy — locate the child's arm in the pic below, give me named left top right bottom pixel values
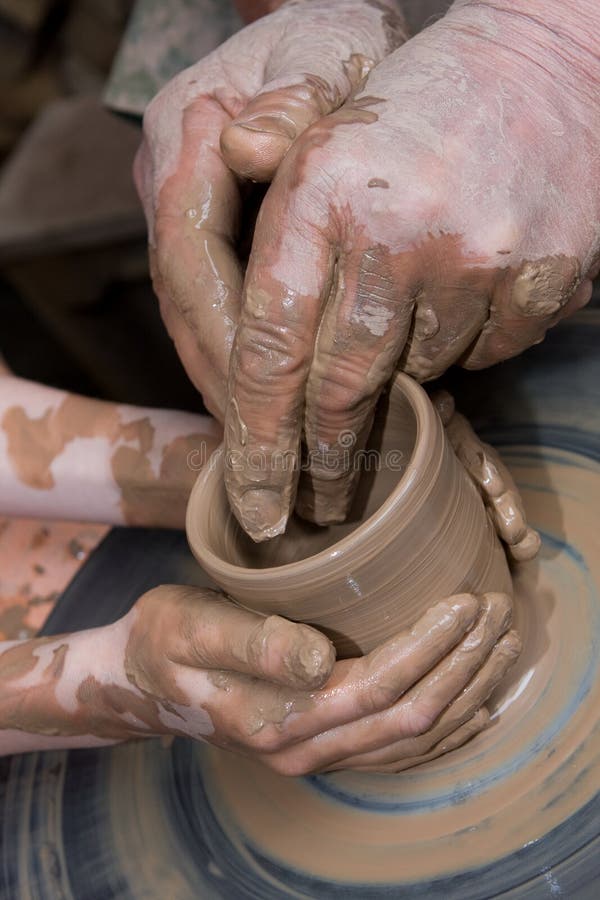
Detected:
left=0, top=375, right=221, bottom=528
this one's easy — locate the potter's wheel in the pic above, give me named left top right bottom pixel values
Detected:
left=1, top=301, right=600, bottom=898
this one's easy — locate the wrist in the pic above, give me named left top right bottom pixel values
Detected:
left=0, top=627, right=125, bottom=753
left=448, top=0, right=600, bottom=102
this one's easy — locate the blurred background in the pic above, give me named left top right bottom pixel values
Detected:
left=0, top=0, right=205, bottom=411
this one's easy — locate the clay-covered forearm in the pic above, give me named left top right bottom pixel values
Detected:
left=0, top=608, right=207, bottom=755
left=0, top=375, right=222, bottom=528
left=0, top=630, right=124, bottom=755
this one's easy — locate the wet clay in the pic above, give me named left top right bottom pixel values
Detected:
left=189, top=445, right=598, bottom=882
left=188, top=374, right=514, bottom=656
left=94, top=437, right=600, bottom=893
left=225, top=213, right=583, bottom=538
left=221, top=0, right=598, bottom=542
left=220, top=54, right=382, bottom=183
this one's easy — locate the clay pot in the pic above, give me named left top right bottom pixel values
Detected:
left=186, top=373, right=512, bottom=657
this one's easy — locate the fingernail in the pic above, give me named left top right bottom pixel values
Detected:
left=234, top=114, right=297, bottom=141
left=289, top=639, right=335, bottom=689
left=433, top=594, right=479, bottom=631
left=500, top=630, right=523, bottom=659
left=510, top=527, right=541, bottom=562
left=238, top=488, right=287, bottom=542
left=454, top=594, right=480, bottom=629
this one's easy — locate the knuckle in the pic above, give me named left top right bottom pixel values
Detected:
left=403, top=353, right=437, bottom=382
left=313, top=360, right=377, bottom=416
left=486, top=592, right=514, bottom=633
left=283, top=133, right=345, bottom=209
left=361, top=680, right=401, bottom=715
left=432, top=390, right=456, bottom=426
left=246, top=615, right=293, bottom=676
left=135, top=586, right=169, bottom=619
left=236, top=320, right=310, bottom=387
left=510, top=527, right=541, bottom=562
left=142, top=91, right=169, bottom=142
left=245, top=618, right=273, bottom=670
left=289, top=136, right=334, bottom=186
left=401, top=701, right=437, bottom=738
left=250, top=726, right=288, bottom=755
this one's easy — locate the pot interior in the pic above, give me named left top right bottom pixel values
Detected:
left=205, top=385, right=419, bottom=570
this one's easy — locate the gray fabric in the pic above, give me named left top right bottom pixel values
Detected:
left=400, top=0, right=452, bottom=34
left=104, top=0, right=242, bottom=117
left=104, top=0, right=453, bottom=118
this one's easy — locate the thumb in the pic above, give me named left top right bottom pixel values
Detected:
left=220, top=59, right=371, bottom=182
left=220, top=3, right=407, bottom=181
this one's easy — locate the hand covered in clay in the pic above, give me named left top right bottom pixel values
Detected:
left=225, top=0, right=600, bottom=538
left=432, top=391, right=540, bottom=563
left=134, top=0, right=407, bottom=419
left=0, top=587, right=519, bottom=773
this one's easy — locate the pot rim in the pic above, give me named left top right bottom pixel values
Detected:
left=186, top=372, right=441, bottom=582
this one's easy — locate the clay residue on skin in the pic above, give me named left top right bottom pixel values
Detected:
left=1, top=395, right=157, bottom=492
left=0, top=605, right=35, bottom=641
left=511, top=255, right=580, bottom=317
left=112, top=431, right=219, bottom=528
left=235, top=232, right=579, bottom=538
left=0, top=636, right=56, bottom=683
left=0, top=634, right=197, bottom=743
left=0, top=589, right=222, bottom=746
left=209, top=667, right=312, bottom=738
left=0, top=639, right=83, bottom=737
left=220, top=0, right=597, bottom=544
left=1, top=387, right=218, bottom=529
left=75, top=676, right=190, bottom=741
left=151, top=90, right=242, bottom=419
left=123, top=603, right=191, bottom=710
left=1, top=396, right=123, bottom=490
left=120, top=417, right=155, bottom=455
left=243, top=687, right=305, bottom=737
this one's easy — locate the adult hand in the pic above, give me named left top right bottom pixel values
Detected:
left=0, top=587, right=519, bottom=772
left=225, top=0, right=600, bottom=539
left=134, top=0, right=407, bottom=419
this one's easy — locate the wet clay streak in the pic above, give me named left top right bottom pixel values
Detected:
left=191, top=375, right=514, bottom=657
left=195, top=447, right=600, bottom=884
